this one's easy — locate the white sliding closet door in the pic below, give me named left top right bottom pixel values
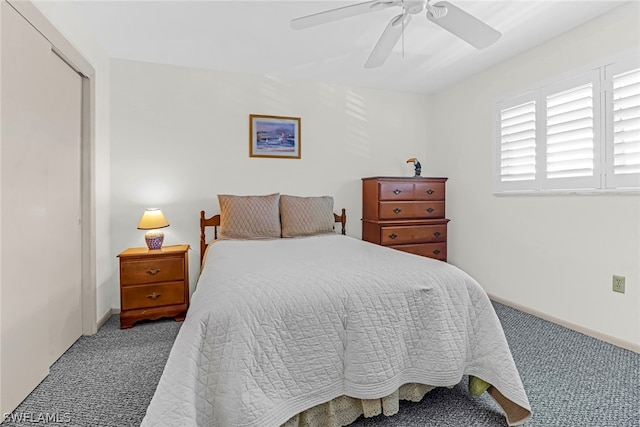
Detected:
left=46, top=49, right=83, bottom=366
left=1, top=0, right=83, bottom=413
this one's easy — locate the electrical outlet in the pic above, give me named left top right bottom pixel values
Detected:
left=612, top=275, right=625, bottom=294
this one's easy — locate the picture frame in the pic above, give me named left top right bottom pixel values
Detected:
left=249, top=114, right=301, bottom=159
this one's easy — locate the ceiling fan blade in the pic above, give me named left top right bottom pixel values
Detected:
left=291, top=1, right=399, bottom=30
left=427, top=1, right=500, bottom=49
left=365, top=13, right=412, bottom=69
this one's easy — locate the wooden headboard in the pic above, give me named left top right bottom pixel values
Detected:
left=199, top=209, right=347, bottom=266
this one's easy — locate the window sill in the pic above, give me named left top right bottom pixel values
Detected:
left=494, top=189, right=640, bottom=196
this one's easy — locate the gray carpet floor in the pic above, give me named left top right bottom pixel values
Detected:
left=2, top=302, right=638, bottom=427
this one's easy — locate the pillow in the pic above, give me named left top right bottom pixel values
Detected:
left=218, top=193, right=281, bottom=239
left=280, top=195, right=334, bottom=238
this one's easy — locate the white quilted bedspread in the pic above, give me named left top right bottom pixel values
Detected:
left=141, top=235, right=530, bottom=427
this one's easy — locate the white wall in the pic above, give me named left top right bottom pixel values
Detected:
left=429, top=3, right=640, bottom=348
left=33, top=1, right=113, bottom=324
left=32, top=0, right=639, bottom=350
left=110, top=59, right=432, bottom=300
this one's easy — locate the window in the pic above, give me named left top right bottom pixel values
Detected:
left=606, top=63, right=640, bottom=188
left=499, top=97, right=536, bottom=186
left=495, top=58, right=640, bottom=193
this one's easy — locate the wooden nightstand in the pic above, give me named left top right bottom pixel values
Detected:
left=117, top=244, right=190, bottom=329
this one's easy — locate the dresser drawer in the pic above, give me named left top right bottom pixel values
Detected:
left=413, top=201, right=445, bottom=218
left=391, top=242, right=447, bottom=261
left=380, top=224, right=447, bottom=245
left=379, top=182, right=414, bottom=201
left=120, top=257, right=184, bottom=285
left=121, top=281, right=185, bottom=310
left=378, top=201, right=415, bottom=219
left=379, top=201, right=445, bottom=220
left=414, top=182, right=446, bottom=201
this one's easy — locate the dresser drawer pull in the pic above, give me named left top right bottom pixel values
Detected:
left=433, top=249, right=441, bottom=255
left=389, top=233, right=398, bottom=240
left=426, top=189, right=434, bottom=195
left=434, top=231, right=441, bottom=237
left=393, top=208, right=402, bottom=214
left=146, top=292, right=162, bottom=300
left=146, top=268, right=161, bottom=275
left=426, top=208, right=435, bottom=213
left=393, top=189, right=402, bottom=195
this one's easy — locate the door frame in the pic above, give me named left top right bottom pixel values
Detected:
left=7, top=0, right=97, bottom=335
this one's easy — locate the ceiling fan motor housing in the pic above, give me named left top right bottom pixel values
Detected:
left=403, top=1, right=428, bottom=15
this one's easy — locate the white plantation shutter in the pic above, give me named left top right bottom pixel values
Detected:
left=496, top=57, right=639, bottom=193
left=604, top=61, right=640, bottom=189
left=612, top=68, right=640, bottom=175
left=499, top=100, right=537, bottom=183
left=545, top=83, right=594, bottom=179
left=541, top=71, right=600, bottom=190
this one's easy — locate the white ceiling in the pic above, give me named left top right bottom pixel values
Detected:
left=51, top=1, right=629, bottom=93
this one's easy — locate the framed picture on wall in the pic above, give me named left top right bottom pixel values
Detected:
left=249, top=114, right=301, bottom=159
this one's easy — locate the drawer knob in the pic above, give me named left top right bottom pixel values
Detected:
left=393, top=189, right=402, bottom=195
left=433, top=249, right=441, bottom=255
left=146, top=268, right=161, bottom=275
left=147, top=292, right=162, bottom=300
left=426, top=189, right=434, bottom=195
left=389, top=233, right=398, bottom=240
left=434, top=231, right=441, bottom=237
left=426, top=208, right=435, bottom=213
left=393, top=208, right=402, bottom=214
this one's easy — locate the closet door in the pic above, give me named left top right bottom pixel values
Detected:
left=46, top=47, right=83, bottom=366
left=1, top=0, right=83, bottom=413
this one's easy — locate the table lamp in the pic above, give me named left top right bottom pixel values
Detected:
left=137, top=208, right=170, bottom=250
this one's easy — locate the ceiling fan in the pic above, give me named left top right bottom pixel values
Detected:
left=290, top=0, right=501, bottom=68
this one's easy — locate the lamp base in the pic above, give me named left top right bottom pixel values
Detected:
left=145, top=229, right=165, bottom=250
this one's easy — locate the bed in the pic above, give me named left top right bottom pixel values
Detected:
left=141, top=193, right=531, bottom=427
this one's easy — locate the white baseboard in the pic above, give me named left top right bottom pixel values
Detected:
left=97, top=309, right=114, bottom=330
left=489, top=293, right=640, bottom=354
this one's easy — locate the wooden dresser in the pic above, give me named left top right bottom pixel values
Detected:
left=117, top=244, right=190, bottom=329
left=362, top=177, right=449, bottom=261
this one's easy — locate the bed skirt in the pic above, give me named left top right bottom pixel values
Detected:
left=281, top=379, right=530, bottom=427
left=281, top=383, right=436, bottom=427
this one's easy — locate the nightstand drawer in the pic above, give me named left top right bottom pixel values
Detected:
left=380, top=224, right=447, bottom=245
left=121, top=281, right=185, bottom=310
left=120, top=257, right=184, bottom=285
left=391, top=242, right=447, bottom=261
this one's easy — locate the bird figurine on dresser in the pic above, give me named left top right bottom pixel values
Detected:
left=406, top=158, right=421, bottom=177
